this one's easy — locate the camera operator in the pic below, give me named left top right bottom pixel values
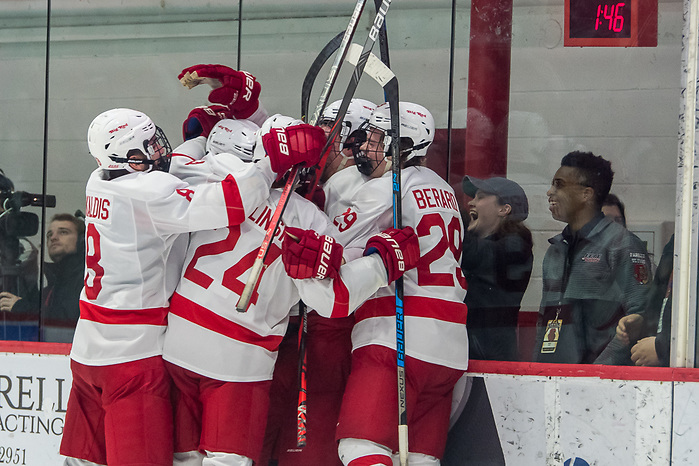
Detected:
left=0, top=169, right=41, bottom=340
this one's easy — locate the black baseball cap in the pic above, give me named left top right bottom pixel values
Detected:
left=462, top=175, right=529, bottom=222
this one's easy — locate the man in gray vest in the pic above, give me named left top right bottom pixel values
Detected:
left=534, top=151, right=652, bottom=364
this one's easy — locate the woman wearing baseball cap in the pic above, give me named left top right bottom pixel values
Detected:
left=460, top=175, right=534, bottom=361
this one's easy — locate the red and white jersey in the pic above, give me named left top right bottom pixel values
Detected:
left=71, top=141, right=277, bottom=367
left=162, top=189, right=388, bottom=382
left=324, top=166, right=366, bottom=219
left=330, top=166, right=469, bottom=370
left=323, top=167, right=368, bottom=262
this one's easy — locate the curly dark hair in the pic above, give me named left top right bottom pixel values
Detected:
left=561, top=151, right=614, bottom=208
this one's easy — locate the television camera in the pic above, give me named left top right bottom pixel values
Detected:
left=1, top=186, right=56, bottom=295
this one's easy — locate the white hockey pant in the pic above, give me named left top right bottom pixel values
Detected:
left=338, top=438, right=440, bottom=465
left=174, top=450, right=205, bottom=466
left=63, top=458, right=104, bottom=466
left=202, top=451, right=252, bottom=466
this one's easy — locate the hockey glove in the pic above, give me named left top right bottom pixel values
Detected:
left=178, top=64, right=261, bottom=119
left=261, top=124, right=326, bottom=179
left=364, top=227, right=420, bottom=283
left=182, top=104, right=234, bottom=140
left=282, top=226, right=343, bottom=280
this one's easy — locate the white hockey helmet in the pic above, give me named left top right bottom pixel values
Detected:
left=364, top=101, right=435, bottom=161
left=206, top=119, right=260, bottom=161
left=87, top=108, right=172, bottom=172
left=319, top=98, right=377, bottom=146
left=252, top=113, right=304, bottom=162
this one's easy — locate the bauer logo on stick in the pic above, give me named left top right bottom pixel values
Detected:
left=370, top=0, right=392, bottom=41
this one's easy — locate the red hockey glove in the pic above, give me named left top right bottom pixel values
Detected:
left=261, top=124, right=326, bottom=179
left=178, top=64, right=261, bottom=119
left=364, top=227, right=420, bottom=283
left=182, top=104, right=234, bottom=140
left=282, top=227, right=343, bottom=280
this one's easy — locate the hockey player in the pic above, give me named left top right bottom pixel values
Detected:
left=59, top=107, right=320, bottom=466
left=161, top=114, right=419, bottom=466
left=260, top=98, right=377, bottom=466
left=287, top=102, right=469, bottom=465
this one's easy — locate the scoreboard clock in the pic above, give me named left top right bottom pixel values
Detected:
left=564, top=0, right=657, bottom=47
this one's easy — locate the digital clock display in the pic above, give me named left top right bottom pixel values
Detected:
left=569, top=1, right=631, bottom=39
left=565, top=0, right=657, bottom=47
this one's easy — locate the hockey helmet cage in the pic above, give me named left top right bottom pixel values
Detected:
left=319, top=98, right=377, bottom=146
left=206, top=119, right=260, bottom=161
left=87, top=108, right=172, bottom=172
left=363, top=102, right=435, bottom=161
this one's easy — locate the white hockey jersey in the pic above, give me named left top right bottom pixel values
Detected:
left=70, top=139, right=277, bottom=366
left=161, top=188, right=388, bottom=382
left=323, top=167, right=368, bottom=262
left=324, top=166, right=366, bottom=220
left=328, top=166, right=469, bottom=370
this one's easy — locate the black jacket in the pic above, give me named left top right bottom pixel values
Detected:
left=462, top=228, right=533, bottom=360
left=13, top=249, right=84, bottom=329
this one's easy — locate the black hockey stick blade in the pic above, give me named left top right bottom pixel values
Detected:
left=301, top=31, right=345, bottom=122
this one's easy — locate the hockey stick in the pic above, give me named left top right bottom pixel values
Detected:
left=236, top=0, right=368, bottom=313
left=297, top=0, right=395, bottom=205
left=389, top=99, right=408, bottom=466
left=373, top=0, right=390, bottom=68
left=365, top=3, right=408, bottom=463
left=300, top=0, right=389, bottom=119
left=295, top=30, right=349, bottom=449
left=352, top=46, right=408, bottom=465
left=380, top=66, right=408, bottom=466
left=296, top=301, right=309, bottom=447
left=350, top=42, right=409, bottom=463
left=295, top=30, right=346, bottom=448
left=293, top=44, right=398, bottom=449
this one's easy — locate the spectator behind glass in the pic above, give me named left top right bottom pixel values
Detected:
left=602, top=193, right=626, bottom=227
left=3, top=213, right=85, bottom=342
left=601, top=235, right=674, bottom=366
left=460, top=175, right=533, bottom=361
left=534, top=151, right=652, bottom=364
left=30, top=213, right=84, bottom=342
left=0, top=168, right=40, bottom=340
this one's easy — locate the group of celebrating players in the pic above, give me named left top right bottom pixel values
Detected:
left=58, top=64, right=469, bottom=466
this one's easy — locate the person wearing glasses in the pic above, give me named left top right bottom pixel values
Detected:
left=534, top=151, right=652, bottom=364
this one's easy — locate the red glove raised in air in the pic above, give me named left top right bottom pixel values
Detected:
left=178, top=64, right=261, bottom=119
left=261, top=124, right=326, bottom=178
left=182, top=104, right=234, bottom=140
left=364, top=227, right=420, bottom=283
left=282, top=227, right=343, bottom=280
